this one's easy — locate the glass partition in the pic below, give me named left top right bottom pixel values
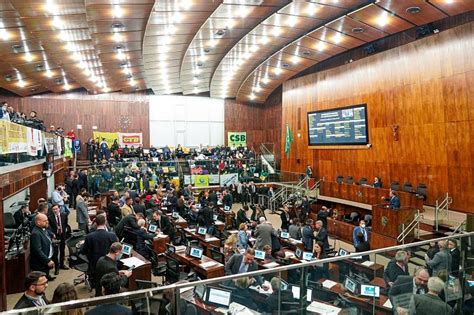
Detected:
left=5, top=232, right=472, bottom=314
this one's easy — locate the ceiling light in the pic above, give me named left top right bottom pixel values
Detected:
left=162, top=36, right=172, bottom=45
left=24, top=52, right=33, bottom=62
left=45, top=70, right=53, bottom=78
left=208, top=39, right=217, bottom=47
left=444, top=0, right=453, bottom=4
left=192, top=78, right=199, bottom=85
left=181, top=1, right=192, bottom=10
left=227, top=19, right=236, bottom=30
left=376, top=12, right=389, bottom=27
left=262, top=76, right=269, bottom=84
left=333, top=33, right=342, bottom=44
left=129, top=78, right=136, bottom=86
left=260, top=36, right=269, bottom=45
left=352, top=27, right=364, bottom=33
left=199, top=55, right=207, bottom=62
left=406, top=6, right=422, bottom=14
left=45, top=0, right=58, bottom=14
left=159, top=54, right=168, bottom=61
left=113, top=32, right=123, bottom=43
left=287, top=16, right=298, bottom=27
left=64, top=83, right=71, bottom=90
left=316, top=42, right=326, bottom=51
left=59, top=31, right=70, bottom=41
left=193, top=87, right=198, bottom=94
left=83, top=69, right=91, bottom=76
left=291, top=56, right=300, bottom=64
left=254, top=85, right=261, bottom=92
left=272, top=27, right=282, bottom=37
left=239, top=7, right=249, bottom=18
left=306, top=4, right=319, bottom=16
left=103, top=87, right=110, bottom=93
left=159, top=46, right=170, bottom=53
left=53, top=16, right=63, bottom=28
left=113, top=5, right=123, bottom=18
left=250, top=45, right=258, bottom=53
left=173, top=12, right=183, bottom=23
left=159, top=61, right=167, bottom=69
left=274, top=68, right=282, bottom=75
left=167, top=25, right=177, bottom=35
left=18, top=80, right=26, bottom=88
left=249, top=93, right=255, bottom=100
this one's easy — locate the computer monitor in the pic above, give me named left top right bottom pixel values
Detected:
left=194, top=284, right=207, bottom=301
left=213, top=214, right=218, bottom=221
left=360, top=285, right=380, bottom=297
left=172, top=212, right=179, bottom=219
left=148, top=224, right=157, bottom=233
left=302, top=252, right=313, bottom=261
left=205, top=287, right=232, bottom=308
left=122, top=243, right=133, bottom=256
left=189, top=246, right=204, bottom=259
left=344, top=276, right=358, bottom=294
left=254, top=250, right=265, bottom=260
left=224, top=205, right=231, bottom=211
left=338, top=248, right=350, bottom=256
left=280, top=231, right=290, bottom=239
left=291, top=285, right=313, bottom=302
left=295, top=248, right=303, bottom=260
left=197, top=227, right=207, bottom=235
left=280, top=279, right=289, bottom=291
left=166, top=243, right=175, bottom=254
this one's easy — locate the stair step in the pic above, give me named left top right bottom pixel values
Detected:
left=409, top=257, right=426, bottom=266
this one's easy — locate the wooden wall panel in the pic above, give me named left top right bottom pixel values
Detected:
left=280, top=22, right=474, bottom=212
left=2, top=93, right=150, bottom=158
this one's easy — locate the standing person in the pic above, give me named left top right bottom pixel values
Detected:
left=236, top=223, right=250, bottom=250
left=94, top=243, right=132, bottom=296
left=448, top=239, right=460, bottom=276
left=384, top=250, right=410, bottom=288
left=78, top=169, right=89, bottom=192
left=48, top=204, right=69, bottom=275
left=52, top=283, right=83, bottom=315
left=121, top=196, right=135, bottom=217
left=408, top=277, right=452, bottom=315
left=425, top=241, right=439, bottom=275
left=382, top=190, right=401, bottom=209
left=254, top=217, right=276, bottom=250
left=76, top=190, right=90, bottom=232
left=354, top=233, right=370, bottom=261
left=51, top=185, right=69, bottom=215
left=13, top=271, right=50, bottom=309
left=13, top=205, right=31, bottom=228
left=352, top=220, right=368, bottom=248
left=223, top=190, right=233, bottom=209
left=30, top=214, right=55, bottom=281
left=302, top=219, right=316, bottom=251
left=65, top=171, right=76, bottom=209
left=106, top=196, right=122, bottom=229
left=425, top=240, right=452, bottom=277
left=236, top=205, right=250, bottom=227
left=314, top=220, right=329, bottom=252
left=305, top=165, right=313, bottom=178
left=288, top=218, right=302, bottom=240
left=280, top=205, right=290, bottom=231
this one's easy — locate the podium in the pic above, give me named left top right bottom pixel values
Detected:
left=371, top=205, right=418, bottom=248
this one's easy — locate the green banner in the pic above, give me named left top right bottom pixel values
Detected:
left=227, top=131, right=247, bottom=146
left=194, top=175, right=209, bottom=187
left=285, top=123, right=293, bottom=156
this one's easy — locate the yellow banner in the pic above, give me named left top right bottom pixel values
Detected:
left=194, top=175, right=209, bottom=187
left=93, top=131, right=119, bottom=148
left=0, top=120, right=7, bottom=154
left=7, top=122, right=28, bottom=153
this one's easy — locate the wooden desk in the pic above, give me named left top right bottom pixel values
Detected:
left=343, top=259, right=384, bottom=280
left=183, top=228, right=221, bottom=257
left=152, top=234, right=170, bottom=254
left=126, top=250, right=151, bottom=291
left=215, top=220, right=225, bottom=232
left=5, top=243, right=30, bottom=294
left=217, top=207, right=235, bottom=228
left=166, top=213, right=188, bottom=229
left=171, top=248, right=224, bottom=279
left=279, top=237, right=305, bottom=252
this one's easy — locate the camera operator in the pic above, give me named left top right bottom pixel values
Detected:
left=14, top=205, right=31, bottom=228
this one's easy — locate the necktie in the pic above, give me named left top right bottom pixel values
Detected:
left=239, top=263, right=248, bottom=274
left=56, top=215, right=62, bottom=235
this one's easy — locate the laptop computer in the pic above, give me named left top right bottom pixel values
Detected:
left=302, top=252, right=313, bottom=261
left=360, top=284, right=380, bottom=297
left=188, top=246, right=204, bottom=259
left=338, top=248, right=350, bottom=256
left=254, top=250, right=265, bottom=260
left=205, top=287, right=232, bottom=308
left=121, top=243, right=133, bottom=257
left=148, top=224, right=157, bottom=233
left=344, top=276, right=359, bottom=294
left=197, top=227, right=207, bottom=235
left=280, top=231, right=290, bottom=239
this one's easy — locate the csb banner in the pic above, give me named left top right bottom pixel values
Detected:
left=93, top=131, right=119, bottom=147
left=227, top=132, right=247, bottom=146
left=119, top=133, right=142, bottom=148
left=194, top=175, right=209, bottom=187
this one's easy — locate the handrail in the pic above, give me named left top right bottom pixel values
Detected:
left=435, top=192, right=452, bottom=231
left=451, top=219, right=467, bottom=235
left=5, top=231, right=474, bottom=315
left=397, top=210, right=421, bottom=244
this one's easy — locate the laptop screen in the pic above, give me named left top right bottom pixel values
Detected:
left=344, top=277, right=358, bottom=294
left=172, top=212, right=179, bottom=219
left=360, top=285, right=380, bottom=297
left=224, top=205, right=231, bottom=211
left=122, top=243, right=132, bottom=256
left=338, top=248, right=349, bottom=256
left=148, top=224, right=157, bottom=233
left=291, top=286, right=313, bottom=302
left=280, top=280, right=289, bottom=291
left=197, top=227, right=207, bottom=235
left=280, top=231, right=290, bottom=239
left=206, top=287, right=232, bottom=307
left=254, top=250, right=265, bottom=260
left=189, top=247, right=203, bottom=259
left=295, top=248, right=302, bottom=260
left=302, top=252, right=313, bottom=261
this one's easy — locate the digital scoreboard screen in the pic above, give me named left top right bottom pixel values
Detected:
left=307, top=104, right=368, bottom=146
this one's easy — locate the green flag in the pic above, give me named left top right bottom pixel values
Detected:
left=285, top=123, right=293, bottom=156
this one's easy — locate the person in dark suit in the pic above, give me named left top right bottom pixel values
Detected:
left=223, top=190, right=233, bottom=208
left=352, top=220, right=369, bottom=248
left=354, top=232, right=370, bottom=261
left=225, top=248, right=266, bottom=287
left=13, top=205, right=31, bottom=228
left=114, top=212, right=142, bottom=240
left=314, top=220, right=329, bottom=251
left=133, top=197, right=146, bottom=217
left=384, top=250, right=410, bottom=287
left=280, top=205, right=290, bottom=231
left=94, top=242, right=132, bottom=296
left=208, top=190, right=218, bottom=205
left=14, top=271, right=50, bottom=309
left=30, top=213, right=55, bottom=280
left=236, top=205, right=251, bottom=227
left=408, top=277, right=452, bottom=315
left=197, top=204, right=214, bottom=234
left=309, top=241, right=329, bottom=281
left=135, top=219, right=157, bottom=259
left=383, top=190, right=401, bottom=209
left=81, top=214, right=118, bottom=285
left=86, top=272, right=132, bottom=314
left=106, top=197, right=122, bottom=228
left=231, top=277, right=258, bottom=311
left=302, top=219, right=316, bottom=251
left=448, top=239, right=460, bottom=276
left=373, top=176, right=382, bottom=188
left=48, top=204, right=69, bottom=274
left=389, top=268, right=429, bottom=314
left=265, top=277, right=295, bottom=313
left=151, top=210, right=174, bottom=237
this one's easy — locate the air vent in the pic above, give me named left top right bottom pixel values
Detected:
left=282, top=63, right=290, bottom=68
left=352, top=27, right=364, bottom=33
left=197, top=62, right=204, bottom=67
left=302, top=50, right=312, bottom=57
left=204, top=48, right=212, bottom=53
left=406, top=6, right=421, bottom=14
left=35, top=64, right=44, bottom=72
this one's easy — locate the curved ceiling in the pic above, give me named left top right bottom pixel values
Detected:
left=0, top=0, right=471, bottom=98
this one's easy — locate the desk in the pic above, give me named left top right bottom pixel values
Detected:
left=152, top=234, right=170, bottom=254
left=183, top=228, right=221, bottom=257
left=318, top=278, right=391, bottom=314
left=127, top=250, right=152, bottom=291
left=171, top=248, right=224, bottom=279
left=5, top=243, right=30, bottom=294
left=217, top=207, right=235, bottom=228
left=215, top=220, right=225, bottom=232
left=166, top=213, right=188, bottom=229
left=279, top=237, right=305, bottom=252
left=342, top=259, right=384, bottom=281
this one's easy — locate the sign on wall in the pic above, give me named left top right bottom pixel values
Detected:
left=119, top=133, right=143, bottom=148
left=194, top=175, right=209, bottom=187
left=227, top=132, right=247, bottom=146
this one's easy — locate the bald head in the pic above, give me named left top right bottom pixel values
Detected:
left=35, top=213, right=49, bottom=229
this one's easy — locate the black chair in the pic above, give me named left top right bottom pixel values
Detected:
left=416, top=183, right=428, bottom=200
left=390, top=181, right=400, bottom=191
left=335, top=175, right=344, bottom=184
left=281, top=302, right=301, bottom=314
left=345, top=176, right=354, bottom=184
left=210, top=248, right=225, bottom=264
left=165, top=255, right=189, bottom=284
left=122, top=226, right=138, bottom=247
left=364, top=214, right=373, bottom=226
left=344, top=212, right=360, bottom=223
left=136, top=279, right=159, bottom=289
left=402, top=182, right=413, bottom=193
left=358, top=177, right=368, bottom=185
left=66, top=231, right=90, bottom=289
left=4, top=212, right=17, bottom=238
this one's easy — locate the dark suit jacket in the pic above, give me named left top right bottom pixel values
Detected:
left=232, top=287, right=258, bottom=311
left=81, top=229, right=118, bottom=272
left=30, top=226, right=53, bottom=272
left=315, top=227, right=329, bottom=250
left=151, top=215, right=173, bottom=236
left=280, top=211, right=290, bottom=231
left=13, top=210, right=27, bottom=228
left=48, top=212, right=68, bottom=239
left=389, top=195, right=401, bottom=209
left=410, top=293, right=452, bottom=315
left=265, top=290, right=295, bottom=313
left=114, top=214, right=139, bottom=238
left=225, top=254, right=262, bottom=285
left=107, top=202, right=122, bottom=226
left=85, top=303, right=131, bottom=315
left=198, top=207, right=214, bottom=228
left=13, top=293, right=49, bottom=309
left=389, top=275, right=414, bottom=297
left=450, top=248, right=460, bottom=275
left=236, top=209, right=250, bottom=227
left=94, top=255, right=128, bottom=296
left=384, top=259, right=409, bottom=285
left=223, top=194, right=233, bottom=208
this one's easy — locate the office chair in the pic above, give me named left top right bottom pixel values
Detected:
left=415, top=183, right=427, bottom=200
left=164, top=255, right=190, bottom=284
left=334, top=293, right=359, bottom=315
left=173, top=228, right=189, bottom=246
left=402, top=182, right=413, bottom=193
left=4, top=212, right=17, bottom=238
left=135, top=279, right=159, bottom=289
left=281, top=302, right=301, bottom=314
left=345, top=176, right=354, bottom=184
left=344, top=212, right=360, bottom=223
left=335, top=175, right=344, bottom=184
left=358, top=177, right=368, bottom=185
left=210, top=247, right=225, bottom=264
left=390, top=181, right=400, bottom=191
left=66, top=231, right=90, bottom=290
left=364, top=214, right=372, bottom=227
left=122, top=226, right=138, bottom=247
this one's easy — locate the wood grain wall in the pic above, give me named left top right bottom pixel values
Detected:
left=225, top=87, right=282, bottom=157
left=2, top=92, right=150, bottom=158
left=280, top=22, right=474, bottom=212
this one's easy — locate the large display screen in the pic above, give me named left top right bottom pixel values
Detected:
left=307, top=104, right=368, bottom=146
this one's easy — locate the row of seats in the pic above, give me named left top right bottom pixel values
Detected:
left=335, top=176, right=428, bottom=198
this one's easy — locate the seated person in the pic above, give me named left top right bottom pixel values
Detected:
left=94, top=242, right=132, bottom=296
left=236, top=223, right=249, bottom=250
left=265, top=277, right=295, bottom=313
left=309, top=241, right=329, bottom=281
left=114, top=212, right=143, bottom=240
left=373, top=176, right=382, bottom=188
left=225, top=248, right=267, bottom=288
left=231, top=277, right=258, bottom=311
left=262, top=244, right=275, bottom=262
left=135, top=219, right=157, bottom=259
left=86, top=272, right=132, bottom=315
left=150, top=210, right=174, bottom=238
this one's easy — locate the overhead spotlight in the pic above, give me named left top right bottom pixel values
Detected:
left=406, top=6, right=422, bottom=14
left=197, top=62, right=204, bottom=67
left=180, top=1, right=192, bottom=10
left=249, top=93, right=256, bottom=100
left=111, top=22, right=125, bottom=31
left=416, top=23, right=436, bottom=39
left=113, top=5, right=123, bottom=18
left=18, top=80, right=26, bottom=88
left=12, top=44, right=23, bottom=53
left=351, top=27, right=364, bottom=34
left=215, top=29, right=227, bottom=37
left=363, top=43, right=377, bottom=55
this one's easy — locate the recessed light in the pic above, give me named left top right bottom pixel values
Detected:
left=215, top=29, right=226, bottom=37
left=352, top=27, right=364, bottom=33
left=204, top=48, right=212, bottom=53
left=12, top=44, right=22, bottom=53
left=111, top=22, right=125, bottom=31
left=302, top=50, right=312, bottom=57
left=282, top=63, right=290, bottom=68
left=197, top=62, right=203, bottom=67
left=406, top=6, right=422, bottom=14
